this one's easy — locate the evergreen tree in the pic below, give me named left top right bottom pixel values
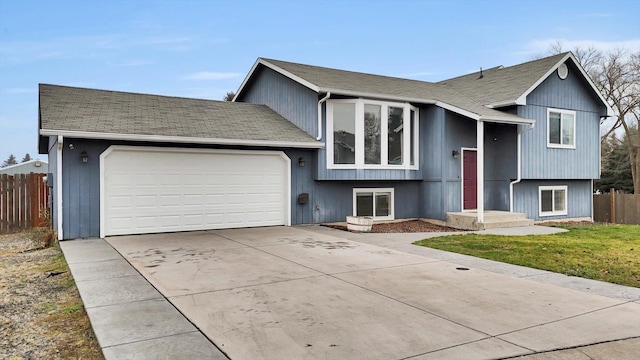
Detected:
left=1, top=154, right=18, bottom=168
left=596, top=133, right=633, bottom=193
left=21, top=153, right=31, bottom=162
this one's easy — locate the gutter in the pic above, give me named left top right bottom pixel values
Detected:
left=39, top=129, right=324, bottom=149
left=317, top=92, right=331, bottom=140
left=509, top=123, right=535, bottom=212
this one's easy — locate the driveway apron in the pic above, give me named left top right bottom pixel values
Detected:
left=103, top=226, right=640, bottom=360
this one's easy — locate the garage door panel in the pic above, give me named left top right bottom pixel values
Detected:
left=104, top=148, right=288, bottom=236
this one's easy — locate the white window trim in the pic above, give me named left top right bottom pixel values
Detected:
left=547, top=108, right=576, bottom=149
left=327, top=99, right=419, bottom=170
left=353, top=188, right=394, bottom=221
left=539, top=185, right=568, bottom=217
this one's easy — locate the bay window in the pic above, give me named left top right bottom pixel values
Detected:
left=328, top=99, right=418, bottom=169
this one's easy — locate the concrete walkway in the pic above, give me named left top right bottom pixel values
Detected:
left=60, top=225, right=640, bottom=360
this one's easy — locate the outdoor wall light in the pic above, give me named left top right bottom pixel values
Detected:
left=81, top=151, right=89, bottom=163
left=452, top=150, right=460, bottom=159
left=298, top=157, right=305, bottom=166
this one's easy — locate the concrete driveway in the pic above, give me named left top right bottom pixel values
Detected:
left=67, top=226, right=640, bottom=359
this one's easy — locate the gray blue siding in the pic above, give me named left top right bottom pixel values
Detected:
left=513, top=180, right=593, bottom=221
left=518, top=61, right=604, bottom=180
left=420, top=108, right=517, bottom=219
left=309, top=181, right=422, bottom=223
left=61, top=140, right=109, bottom=239
left=56, top=139, right=424, bottom=238
left=47, top=136, right=58, bottom=232
left=239, top=66, right=319, bottom=136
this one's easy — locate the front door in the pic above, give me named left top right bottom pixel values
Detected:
left=463, top=149, right=477, bottom=210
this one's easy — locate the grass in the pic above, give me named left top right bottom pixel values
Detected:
left=413, top=224, right=640, bottom=288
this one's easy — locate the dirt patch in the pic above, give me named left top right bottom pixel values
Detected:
left=0, top=229, right=103, bottom=360
left=324, top=220, right=462, bottom=233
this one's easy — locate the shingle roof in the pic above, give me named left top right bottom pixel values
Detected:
left=38, top=84, right=322, bottom=148
left=249, top=58, right=534, bottom=125
left=438, top=53, right=569, bottom=107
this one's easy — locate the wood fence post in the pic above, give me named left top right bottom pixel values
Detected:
left=0, top=174, right=6, bottom=233
left=610, top=187, right=616, bottom=224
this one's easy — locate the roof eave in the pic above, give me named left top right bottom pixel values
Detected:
left=39, top=129, right=325, bottom=149
left=486, top=99, right=525, bottom=108
left=318, top=87, right=483, bottom=120
left=479, top=115, right=535, bottom=125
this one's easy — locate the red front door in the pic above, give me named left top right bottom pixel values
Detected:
left=463, top=150, right=477, bottom=210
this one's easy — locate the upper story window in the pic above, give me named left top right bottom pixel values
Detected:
left=327, top=99, right=418, bottom=169
left=547, top=108, right=575, bottom=149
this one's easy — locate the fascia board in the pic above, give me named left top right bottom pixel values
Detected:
left=39, top=129, right=325, bottom=149
left=233, top=58, right=262, bottom=101
left=479, top=115, right=535, bottom=125
left=517, top=53, right=615, bottom=117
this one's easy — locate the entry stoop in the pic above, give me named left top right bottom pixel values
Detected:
left=446, top=211, right=534, bottom=231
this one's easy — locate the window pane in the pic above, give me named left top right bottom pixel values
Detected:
left=410, top=110, right=415, bottom=166
left=541, top=190, right=553, bottom=212
left=364, top=104, right=381, bottom=165
left=562, top=114, right=574, bottom=145
left=388, top=107, right=403, bottom=165
left=554, top=189, right=566, bottom=212
left=375, top=192, right=391, bottom=217
left=333, top=103, right=356, bottom=164
left=549, top=112, right=561, bottom=144
left=356, top=192, right=374, bottom=216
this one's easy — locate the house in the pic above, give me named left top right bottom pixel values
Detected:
left=38, top=52, right=612, bottom=240
left=0, top=159, right=48, bottom=175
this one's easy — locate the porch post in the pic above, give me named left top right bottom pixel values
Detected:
left=477, top=120, right=484, bottom=223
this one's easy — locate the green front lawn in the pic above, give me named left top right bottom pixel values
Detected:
left=413, top=224, right=640, bottom=288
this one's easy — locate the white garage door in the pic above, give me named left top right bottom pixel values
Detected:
left=101, top=147, right=290, bottom=236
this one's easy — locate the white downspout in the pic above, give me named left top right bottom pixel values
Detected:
left=56, top=135, right=63, bottom=240
left=317, top=92, right=331, bottom=140
left=509, top=124, right=534, bottom=212
left=477, top=120, right=484, bottom=223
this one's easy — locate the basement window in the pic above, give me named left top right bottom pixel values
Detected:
left=353, top=188, right=394, bottom=220
left=539, top=185, right=568, bottom=217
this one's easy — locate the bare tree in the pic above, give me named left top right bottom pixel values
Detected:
left=548, top=43, right=640, bottom=193
left=223, top=91, right=235, bottom=101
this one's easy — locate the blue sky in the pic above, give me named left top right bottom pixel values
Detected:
left=1, top=0, right=639, bottom=163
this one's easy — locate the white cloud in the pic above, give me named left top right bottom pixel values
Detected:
left=3, top=87, right=37, bottom=94
left=0, top=33, right=196, bottom=64
left=107, top=60, right=152, bottom=67
left=397, top=71, right=440, bottom=79
left=182, top=71, right=243, bottom=80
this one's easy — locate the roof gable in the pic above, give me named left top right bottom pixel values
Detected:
left=38, top=84, right=322, bottom=149
left=235, top=58, right=534, bottom=125
left=439, top=52, right=613, bottom=116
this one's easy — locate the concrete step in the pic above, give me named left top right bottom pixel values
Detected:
left=482, top=219, right=534, bottom=229
left=445, top=211, right=534, bottom=231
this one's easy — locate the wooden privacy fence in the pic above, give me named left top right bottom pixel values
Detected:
left=593, top=189, right=640, bottom=225
left=0, top=173, right=50, bottom=233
